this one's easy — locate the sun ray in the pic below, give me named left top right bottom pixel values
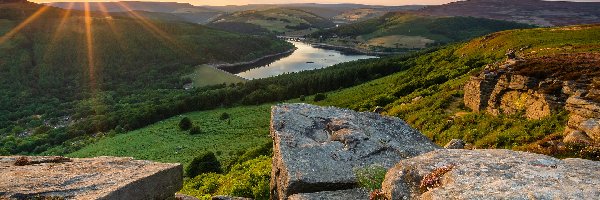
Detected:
left=114, top=2, right=195, bottom=57
left=48, top=2, right=74, bottom=42
left=96, top=2, right=123, bottom=40
left=0, top=5, right=50, bottom=45
left=84, top=1, right=97, bottom=92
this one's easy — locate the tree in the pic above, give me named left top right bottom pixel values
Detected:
left=189, top=125, right=202, bottom=135
left=186, top=152, right=221, bottom=177
left=313, top=93, right=327, bottom=102
left=219, top=112, right=230, bottom=121
left=179, top=117, right=192, bottom=131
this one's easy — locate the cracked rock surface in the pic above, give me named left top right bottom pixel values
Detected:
left=269, top=103, right=439, bottom=199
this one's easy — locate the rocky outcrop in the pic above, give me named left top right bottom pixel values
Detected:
left=382, top=149, right=600, bottom=200
left=566, top=96, right=600, bottom=143
left=463, top=59, right=565, bottom=119
left=270, top=104, right=439, bottom=200
left=0, top=156, right=182, bottom=200
left=464, top=53, right=600, bottom=144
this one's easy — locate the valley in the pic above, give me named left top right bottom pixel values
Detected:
left=1, top=0, right=600, bottom=200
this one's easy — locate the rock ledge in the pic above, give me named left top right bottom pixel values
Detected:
left=0, top=156, right=182, bottom=200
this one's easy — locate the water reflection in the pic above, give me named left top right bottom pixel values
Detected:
left=236, top=41, right=377, bottom=80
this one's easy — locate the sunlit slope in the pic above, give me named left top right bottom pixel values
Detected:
left=0, top=3, right=291, bottom=145
left=309, top=12, right=534, bottom=52
left=209, top=8, right=335, bottom=35
left=317, top=25, right=600, bottom=152
left=184, top=65, right=247, bottom=88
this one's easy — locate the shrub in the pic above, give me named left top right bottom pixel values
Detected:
left=189, top=126, right=203, bottom=135
left=179, top=117, right=192, bottom=131
left=181, top=156, right=271, bottom=200
left=186, top=152, right=222, bottom=177
left=299, top=95, right=305, bottom=101
left=313, top=93, right=327, bottom=102
left=219, top=112, right=230, bottom=121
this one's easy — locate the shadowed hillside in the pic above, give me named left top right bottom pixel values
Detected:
left=309, top=12, right=534, bottom=53
left=0, top=1, right=292, bottom=155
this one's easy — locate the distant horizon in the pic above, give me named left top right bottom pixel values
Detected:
left=29, top=0, right=600, bottom=7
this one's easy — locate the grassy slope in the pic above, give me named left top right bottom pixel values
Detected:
left=184, top=65, right=247, bottom=88
left=317, top=25, right=600, bottom=153
left=68, top=105, right=272, bottom=168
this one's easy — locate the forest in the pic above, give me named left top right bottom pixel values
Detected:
left=0, top=2, right=293, bottom=155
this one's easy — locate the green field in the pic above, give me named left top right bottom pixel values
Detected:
left=68, top=105, right=272, bottom=168
left=184, top=65, right=247, bottom=88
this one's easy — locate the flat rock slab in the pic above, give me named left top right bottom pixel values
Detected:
left=383, top=149, right=600, bottom=200
left=270, top=104, right=439, bottom=199
left=0, top=156, right=182, bottom=200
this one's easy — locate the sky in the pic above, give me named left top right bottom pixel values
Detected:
left=30, top=0, right=600, bottom=6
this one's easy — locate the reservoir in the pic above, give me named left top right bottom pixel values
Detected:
left=235, top=41, right=377, bottom=80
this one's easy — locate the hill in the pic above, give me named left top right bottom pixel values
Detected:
left=0, top=2, right=292, bottom=155
left=317, top=24, right=600, bottom=158
left=66, top=24, right=600, bottom=199
left=417, top=0, right=600, bottom=27
left=332, top=6, right=425, bottom=23
left=46, top=2, right=426, bottom=25
left=308, top=12, right=534, bottom=53
left=208, top=8, right=335, bottom=35
left=47, top=1, right=224, bottom=24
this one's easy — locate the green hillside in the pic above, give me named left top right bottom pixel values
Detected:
left=66, top=25, right=600, bottom=199
left=0, top=2, right=292, bottom=155
left=209, top=8, right=335, bottom=35
left=309, top=12, right=535, bottom=52
left=317, top=25, right=600, bottom=154
left=68, top=105, right=271, bottom=167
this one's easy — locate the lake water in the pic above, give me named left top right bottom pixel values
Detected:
left=236, top=41, right=377, bottom=80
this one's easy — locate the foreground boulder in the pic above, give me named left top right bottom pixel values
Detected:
left=270, top=103, right=439, bottom=199
left=0, top=156, right=182, bottom=199
left=382, top=149, right=600, bottom=200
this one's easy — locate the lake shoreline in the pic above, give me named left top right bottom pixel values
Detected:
left=236, top=41, right=377, bottom=79
left=309, top=43, right=407, bottom=56
left=211, top=48, right=297, bottom=73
